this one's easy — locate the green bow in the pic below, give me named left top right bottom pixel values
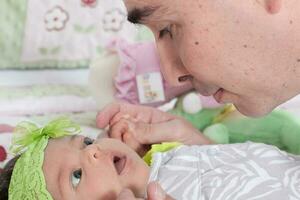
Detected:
left=10, top=117, right=81, bottom=155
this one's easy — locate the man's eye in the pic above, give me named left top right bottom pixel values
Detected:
left=71, top=169, right=82, bottom=188
left=159, top=26, right=173, bottom=39
left=83, top=137, right=94, bottom=146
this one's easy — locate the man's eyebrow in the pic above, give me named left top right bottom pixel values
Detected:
left=127, top=6, right=159, bottom=24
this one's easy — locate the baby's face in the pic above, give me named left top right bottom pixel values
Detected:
left=43, top=135, right=150, bottom=200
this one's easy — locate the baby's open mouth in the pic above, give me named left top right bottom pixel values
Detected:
left=113, top=156, right=127, bottom=175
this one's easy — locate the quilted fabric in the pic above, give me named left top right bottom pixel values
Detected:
left=0, top=0, right=153, bottom=69
left=0, top=0, right=27, bottom=69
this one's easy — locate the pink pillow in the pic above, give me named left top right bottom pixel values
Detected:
left=109, top=39, right=193, bottom=107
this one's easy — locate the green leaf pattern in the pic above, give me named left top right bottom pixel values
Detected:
left=39, top=46, right=61, bottom=56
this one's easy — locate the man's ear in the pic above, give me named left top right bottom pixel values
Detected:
left=257, top=0, right=282, bottom=14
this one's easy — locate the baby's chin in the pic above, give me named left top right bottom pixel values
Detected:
left=120, top=176, right=148, bottom=199
left=133, top=165, right=150, bottom=198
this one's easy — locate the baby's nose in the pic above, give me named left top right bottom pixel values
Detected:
left=84, top=145, right=101, bottom=163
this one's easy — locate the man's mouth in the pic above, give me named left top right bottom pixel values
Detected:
left=191, top=78, right=221, bottom=97
left=113, top=155, right=127, bottom=175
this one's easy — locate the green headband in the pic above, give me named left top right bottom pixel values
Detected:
left=8, top=117, right=81, bottom=200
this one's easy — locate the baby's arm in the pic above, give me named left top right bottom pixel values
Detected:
left=109, top=115, right=213, bottom=156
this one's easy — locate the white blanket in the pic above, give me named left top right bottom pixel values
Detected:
left=149, top=142, right=300, bottom=200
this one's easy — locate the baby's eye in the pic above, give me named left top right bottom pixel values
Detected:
left=83, top=137, right=94, bottom=146
left=71, top=169, right=82, bottom=188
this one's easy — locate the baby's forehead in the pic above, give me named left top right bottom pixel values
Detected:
left=48, top=135, right=73, bottom=146
left=42, top=136, right=75, bottom=200
left=43, top=135, right=84, bottom=195
left=45, top=135, right=79, bottom=157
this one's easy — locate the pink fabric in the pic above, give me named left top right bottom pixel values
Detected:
left=110, top=40, right=192, bottom=107
left=0, top=124, right=14, bottom=133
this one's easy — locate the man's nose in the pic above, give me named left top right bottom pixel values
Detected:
left=156, top=37, right=190, bottom=86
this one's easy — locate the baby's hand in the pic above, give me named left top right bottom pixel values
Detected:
left=108, top=117, right=150, bottom=156
left=109, top=114, right=213, bottom=155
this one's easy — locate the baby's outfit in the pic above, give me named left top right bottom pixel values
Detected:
left=148, top=142, right=300, bottom=200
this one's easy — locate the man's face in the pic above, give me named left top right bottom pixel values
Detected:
left=124, top=0, right=300, bottom=117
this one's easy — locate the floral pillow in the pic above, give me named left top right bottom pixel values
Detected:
left=0, top=0, right=153, bottom=69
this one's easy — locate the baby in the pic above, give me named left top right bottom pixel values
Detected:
left=0, top=117, right=300, bottom=200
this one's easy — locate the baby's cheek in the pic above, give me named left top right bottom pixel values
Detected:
left=117, top=154, right=149, bottom=197
left=86, top=169, right=122, bottom=199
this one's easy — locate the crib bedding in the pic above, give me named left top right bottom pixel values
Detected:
left=20, top=0, right=134, bottom=64
left=0, top=69, right=98, bottom=116
left=0, top=88, right=97, bottom=116
left=0, top=69, right=90, bottom=86
left=0, top=0, right=154, bottom=70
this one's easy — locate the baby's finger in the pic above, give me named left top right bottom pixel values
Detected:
left=110, top=112, right=138, bottom=127
left=123, top=132, right=143, bottom=152
left=109, top=119, right=130, bottom=140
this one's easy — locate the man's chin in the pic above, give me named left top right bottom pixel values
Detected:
left=234, top=102, right=274, bottom=118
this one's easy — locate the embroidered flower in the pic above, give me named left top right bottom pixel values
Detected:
left=44, top=6, right=69, bottom=31
left=102, top=9, right=126, bottom=32
left=81, top=0, right=97, bottom=7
